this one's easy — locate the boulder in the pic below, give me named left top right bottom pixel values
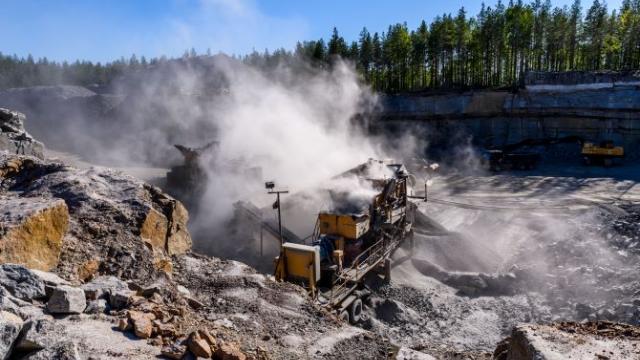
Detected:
left=46, top=286, right=86, bottom=314
left=0, top=198, right=69, bottom=271
left=22, top=341, right=81, bottom=360
left=30, top=269, right=70, bottom=298
left=128, top=311, right=155, bottom=339
left=81, top=276, right=129, bottom=301
left=0, top=264, right=46, bottom=301
left=0, top=310, right=23, bottom=360
left=188, top=332, right=212, bottom=358
left=0, top=108, right=44, bottom=159
left=84, top=299, right=107, bottom=314
left=15, top=318, right=57, bottom=352
left=495, top=323, right=640, bottom=360
left=215, top=342, right=246, bottom=360
left=0, top=153, right=192, bottom=283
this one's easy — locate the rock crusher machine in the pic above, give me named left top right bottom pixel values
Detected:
left=274, top=161, right=414, bottom=323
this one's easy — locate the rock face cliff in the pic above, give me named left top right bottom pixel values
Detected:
left=380, top=83, right=640, bottom=160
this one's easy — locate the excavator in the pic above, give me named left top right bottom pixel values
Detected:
left=274, top=160, right=414, bottom=323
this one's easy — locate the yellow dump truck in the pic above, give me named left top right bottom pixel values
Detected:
left=581, top=140, right=624, bottom=166
left=275, top=160, right=414, bottom=323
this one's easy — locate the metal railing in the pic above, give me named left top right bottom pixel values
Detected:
left=328, top=226, right=403, bottom=306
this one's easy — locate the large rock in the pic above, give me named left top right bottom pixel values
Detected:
left=17, top=316, right=161, bottom=358
left=128, top=311, right=155, bottom=339
left=0, top=264, right=46, bottom=301
left=188, top=332, right=212, bottom=358
left=22, top=341, right=81, bottom=360
left=495, top=322, right=640, bottom=360
left=81, top=276, right=129, bottom=301
left=0, top=198, right=69, bottom=271
left=46, top=286, right=86, bottom=314
left=0, top=310, right=23, bottom=360
left=0, top=108, right=43, bottom=159
left=15, top=318, right=58, bottom=352
left=0, top=153, right=192, bottom=283
left=215, top=342, right=246, bottom=360
left=143, top=185, right=192, bottom=255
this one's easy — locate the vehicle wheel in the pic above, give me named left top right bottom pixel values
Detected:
left=349, top=299, right=363, bottom=324
left=604, top=158, right=612, bottom=167
left=338, top=310, right=349, bottom=323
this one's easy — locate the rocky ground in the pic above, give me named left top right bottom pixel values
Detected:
left=2, top=107, right=640, bottom=359
left=0, top=109, right=391, bottom=359
left=359, top=166, right=640, bottom=358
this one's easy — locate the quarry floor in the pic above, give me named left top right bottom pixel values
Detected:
left=365, top=162, right=640, bottom=358
left=43, top=148, right=640, bottom=358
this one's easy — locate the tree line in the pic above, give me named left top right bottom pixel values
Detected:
left=2, top=0, right=640, bottom=92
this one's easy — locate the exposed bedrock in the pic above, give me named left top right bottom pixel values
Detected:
left=379, top=86, right=640, bottom=160
left=0, top=153, right=191, bottom=281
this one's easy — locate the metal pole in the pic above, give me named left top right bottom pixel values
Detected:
left=424, top=180, right=428, bottom=202
left=277, top=192, right=283, bottom=245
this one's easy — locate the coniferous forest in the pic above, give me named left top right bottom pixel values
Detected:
left=2, top=0, right=640, bottom=92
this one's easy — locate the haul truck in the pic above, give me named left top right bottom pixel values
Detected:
left=581, top=140, right=624, bottom=166
left=274, top=160, right=414, bottom=324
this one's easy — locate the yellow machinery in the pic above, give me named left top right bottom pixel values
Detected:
left=274, top=243, right=321, bottom=295
left=581, top=140, right=624, bottom=166
left=274, top=160, right=413, bottom=324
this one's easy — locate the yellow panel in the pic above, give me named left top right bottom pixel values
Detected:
left=319, top=213, right=339, bottom=235
left=282, top=246, right=317, bottom=281
left=319, top=212, right=369, bottom=239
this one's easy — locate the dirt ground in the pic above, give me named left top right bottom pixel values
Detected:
left=363, top=161, right=640, bottom=358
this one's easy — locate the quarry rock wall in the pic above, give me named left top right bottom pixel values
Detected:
left=380, top=87, right=640, bottom=159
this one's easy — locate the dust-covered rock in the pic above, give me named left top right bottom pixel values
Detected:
left=0, top=264, right=46, bottom=301
left=81, top=276, right=129, bottom=301
left=0, top=310, right=23, bottom=359
left=0, top=108, right=44, bottom=159
left=0, top=153, right=192, bottom=283
left=15, top=317, right=58, bottom=352
left=46, top=286, right=86, bottom=314
left=22, top=340, right=81, bottom=360
left=495, top=322, right=640, bottom=360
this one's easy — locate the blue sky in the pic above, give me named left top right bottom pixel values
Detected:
left=0, top=0, right=623, bottom=63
